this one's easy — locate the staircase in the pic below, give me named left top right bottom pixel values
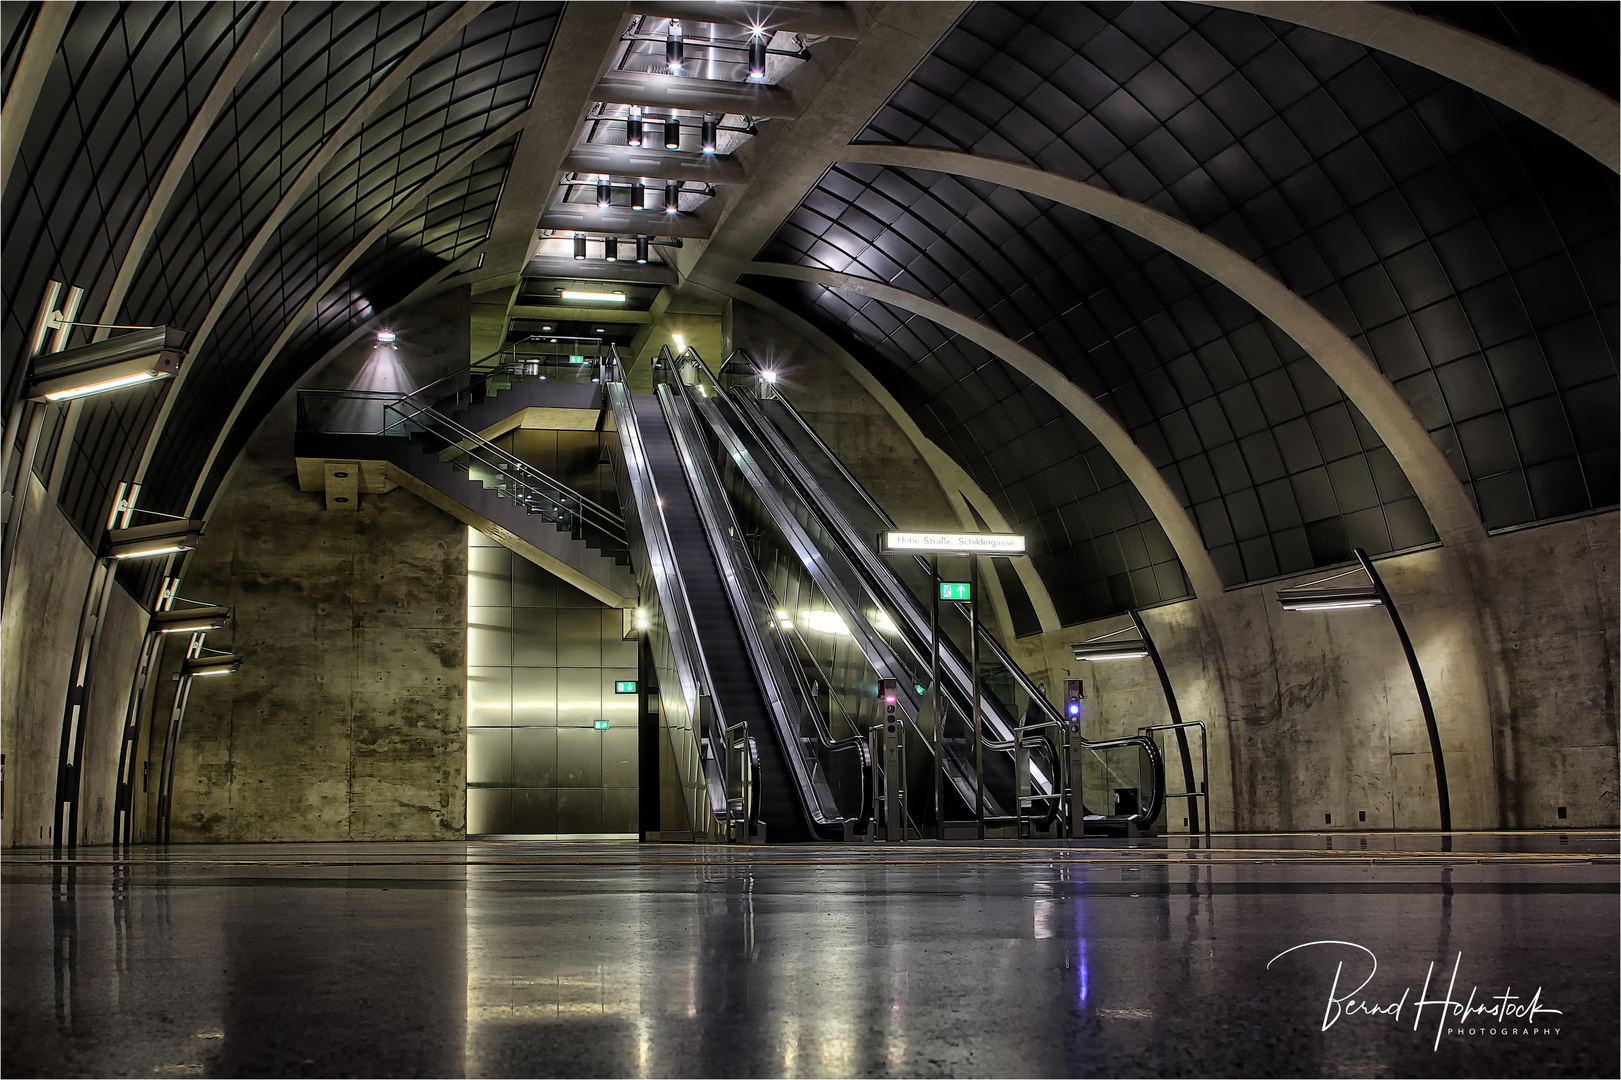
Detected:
left=295, top=342, right=635, bottom=608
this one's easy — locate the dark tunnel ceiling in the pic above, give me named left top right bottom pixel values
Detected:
left=1, top=1, right=1616, bottom=626
left=748, top=0, right=1616, bottom=605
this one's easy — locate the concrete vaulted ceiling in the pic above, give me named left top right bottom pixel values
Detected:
left=3, top=0, right=1615, bottom=629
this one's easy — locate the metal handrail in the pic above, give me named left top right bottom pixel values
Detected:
left=602, top=348, right=738, bottom=834
left=378, top=397, right=628, bottom=548
left=662, top=347, right=866, bottom=833
left=725, top=347, right=1165, bottom=829
left=406, top=334, right=610, bottom=409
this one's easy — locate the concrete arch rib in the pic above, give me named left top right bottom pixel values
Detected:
left=743, top=265, right=1229, bottom=600
left=724, top=281, right=1065, bottom=636
left=838, top=145, right=1487, bottom=548
left=1196, top=1, right=1618, bottom=173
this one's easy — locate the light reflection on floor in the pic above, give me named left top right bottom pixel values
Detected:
left=1, top=834, right=1615, bottom=1078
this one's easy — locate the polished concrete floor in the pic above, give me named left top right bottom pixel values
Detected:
left=2, top=833, right=1616, bottom=1078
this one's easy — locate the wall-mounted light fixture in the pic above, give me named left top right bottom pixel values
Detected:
left=103, top=518, right=204, bottom=560
left=666, top=19, right=683, bottom=71
left=375, top=328, right=396, bottom=345
left=150, top=604, right=231, bottom=635
left=181, top=650, right=243, bottom=677
left=27, top=325, right=188, bottom=402
left=1277, top=549, right=1450, bottom=832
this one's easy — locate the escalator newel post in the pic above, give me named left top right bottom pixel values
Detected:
left=878, top=679, right=904, bottom=841
left=931, top=553, right=945, bottom=841
left=972, top=557, right=984, bottom=841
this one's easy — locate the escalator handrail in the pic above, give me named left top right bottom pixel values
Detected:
left=726, top=349, right=1164, bottom=829
left=601, top=350, right=736, bottom=826
left=658, top=352, right=863, bottom=835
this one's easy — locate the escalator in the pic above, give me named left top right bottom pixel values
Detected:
left=603, top=353, right=865, bottom=842
left=690, top=349, right=1163, bottom=836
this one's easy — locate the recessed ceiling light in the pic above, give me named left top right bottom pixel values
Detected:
left=560, top=290, right=626, bottom=302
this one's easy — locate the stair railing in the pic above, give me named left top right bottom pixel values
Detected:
left=378, top=397, right=628, bottom=553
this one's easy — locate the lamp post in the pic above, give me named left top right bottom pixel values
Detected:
left=1276, top=547, right=1449, bottom=832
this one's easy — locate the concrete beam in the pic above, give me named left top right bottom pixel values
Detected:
left=525, top=255, right=679, bottom=284
left=564, top=144, right=747, bottom=184
left=593, top=70, right=797, bottom=118
left=627, top=1, right=860, bottom=38
left=1197, top=1, right=1618, bottom=172
left=747, top=263, right=1228, bottom=600
left=474, top=4, right=634, bottom=282
left=541, top=206, right=713, bottom=239
left=0, top=1, right=72, bottom=194
left=682, top=2, right=970, bottom=289
left=839, top=144, right=1486, bottom=548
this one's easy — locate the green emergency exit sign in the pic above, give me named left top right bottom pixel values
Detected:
left=939, top=581, right=971, bottom=601
left=614, top=680, right=637, bottom=694
left=594, top=720, right=610, bottom=729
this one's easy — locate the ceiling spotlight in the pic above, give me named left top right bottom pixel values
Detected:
left=701, top=113, right=717, bottom=153
left=636, top=236, right=650, bottom=264
left=375, top=328, right=396, bottom=344
left=748, top=31, right=767, bottom=80
left=573, top=234, right=587, bottom=261
left=103, top=518, right=204, bottom=561
left=626, top=105, right=643, bottom=147
left=666, top=19, right=683, bottom=72
left=604, top=237, right=619, bottom=262
left=663, top=117, right=680, bottom=150
left=541, top=325, right=552, bottom=331
left=595, top=328, right=606, bottom=334
left=151, top=605, right=231, bottom=635
left=596, top=177, right=612, bottom=208
left=560, top=289, right=627, bottom=302
left=27, top=325, right=187, bottom=402
left=631, top=181, right=645, bottom=210
left=665, top=180, right=680, bottom=214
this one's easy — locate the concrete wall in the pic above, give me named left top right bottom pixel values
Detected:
left=1, top=475, right=97, bottom=847
left=155, top=288, right=474, bottom=842
left=1028, top=513, right=1619, bottom=832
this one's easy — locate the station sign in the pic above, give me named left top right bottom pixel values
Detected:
left=881, top=531, right=1026, bottom=555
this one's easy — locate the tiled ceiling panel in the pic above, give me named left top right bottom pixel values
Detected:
left=850, top=1, right=1617, bottom=532
left=760, top=162, right=1436, bottom=592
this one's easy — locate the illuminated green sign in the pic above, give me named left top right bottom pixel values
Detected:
left=939, top=581, right=971, bottom=601
left=594, top=720, right=610, bottom=730
left=614, top=680, right=637, bottom=694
